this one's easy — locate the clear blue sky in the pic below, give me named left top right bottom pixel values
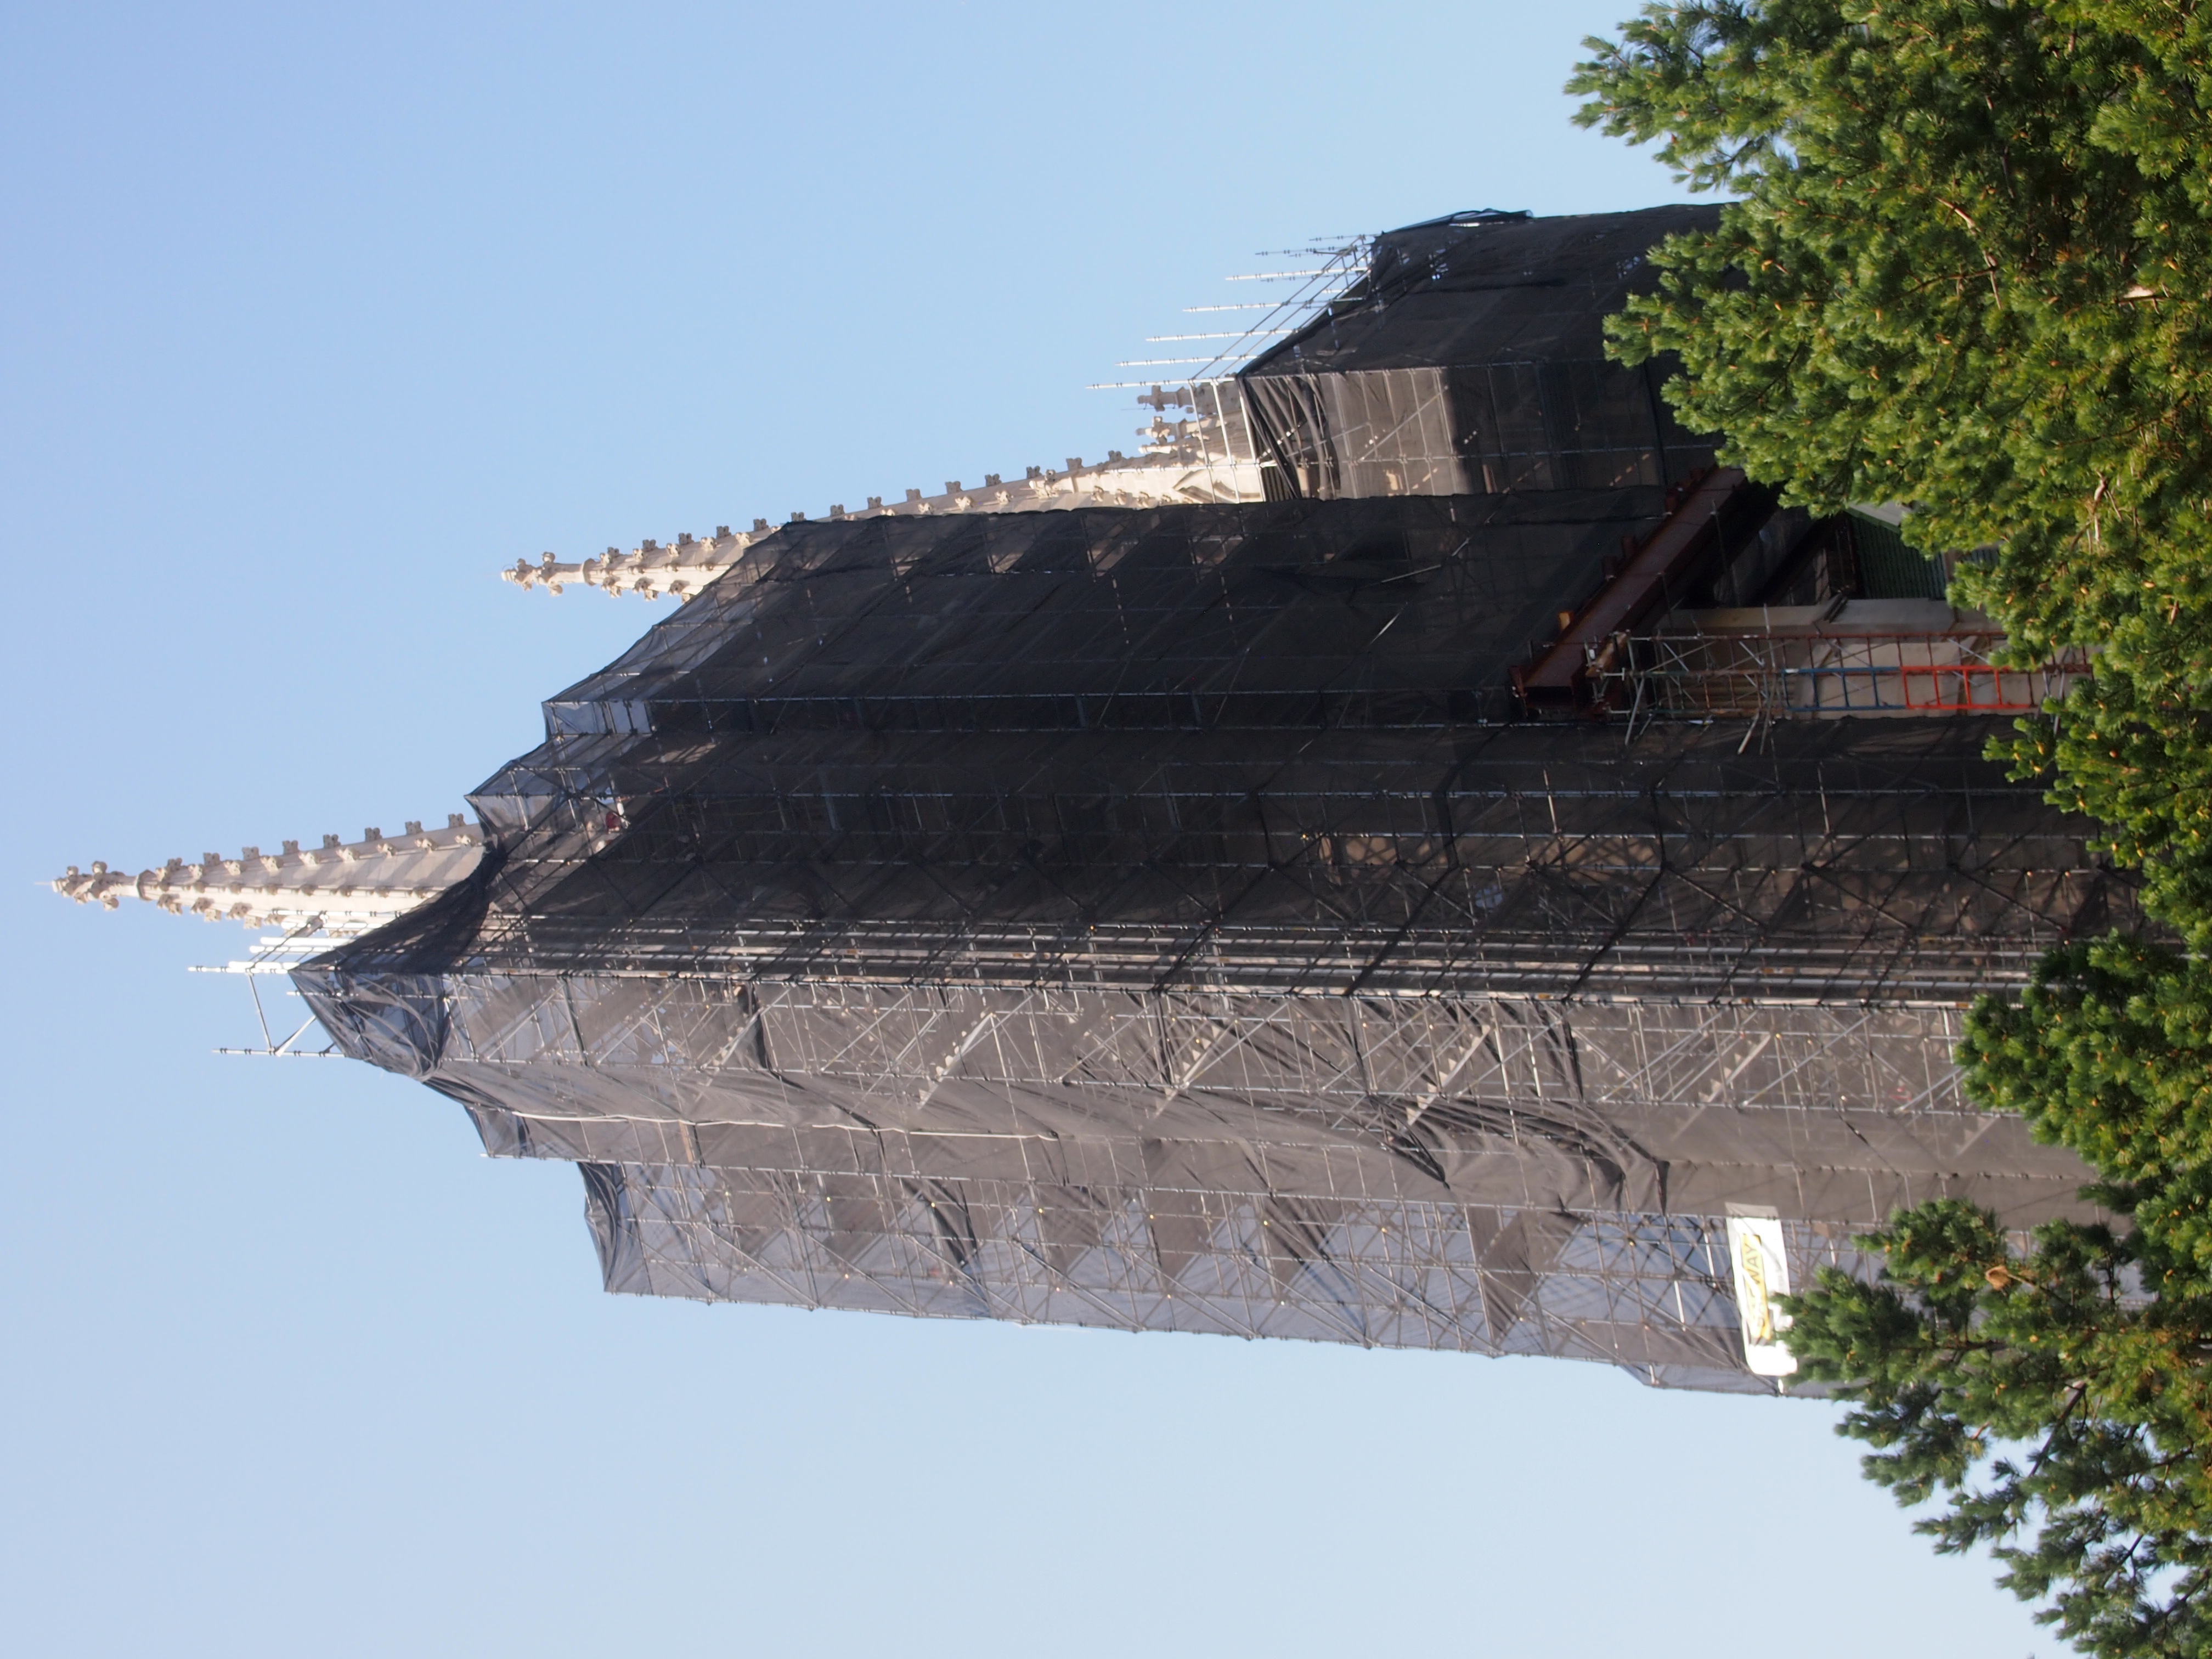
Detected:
left=2, top=5, right=2051, bottom=1655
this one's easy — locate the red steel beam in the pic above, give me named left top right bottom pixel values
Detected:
left=1515, top=466, right=1756, bottom=705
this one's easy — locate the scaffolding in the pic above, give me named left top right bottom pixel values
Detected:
left=1589, top=605, right=2095, bottom=726
left=63, top=207, right=2135, bottom=1390
left=578, top=1161, right=1870, bottom=1392
left=1237, top=207, right=1721, bottom=502
left=299, top=494, right=2137, bottom=1391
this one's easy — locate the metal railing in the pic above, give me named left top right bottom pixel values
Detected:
left=1588, top=629, right=2092, bottom=725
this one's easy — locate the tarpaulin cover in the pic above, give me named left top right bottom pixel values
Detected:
left=1240, top=206, right=1721, bottom=500
left=296, top=211, right=2139, bottom=1390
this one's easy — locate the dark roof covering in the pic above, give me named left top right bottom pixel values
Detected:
left=533, top=494, right=1656, bottom=740
left=1245, top=204, right=1722, bottom=375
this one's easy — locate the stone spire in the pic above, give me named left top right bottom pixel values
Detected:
left=504, top=527, right=760, bottom=601
left=53, top=814, right=486, bottom=938
left=500, top=413, right=1266, bottom=601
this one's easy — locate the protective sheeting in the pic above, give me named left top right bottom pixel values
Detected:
left=296, top=487, right=2134, bottom=1390
left=1240, top=207, right=1722, bottom=500
left=578, top=1159, right=1848, bottom=1393
left=297, top=958, right=2084, bottom=1397
left=448, top=500, right=2128, bottom=1002
left=302, top=978, right=2089, bottom=1228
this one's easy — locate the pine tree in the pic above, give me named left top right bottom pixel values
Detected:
left=1790, top=941, right=2212, bottom=1655
left=1570, top=1, right=2212, bottom=931
left=1570, top=6, right=2212, bottom=1650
